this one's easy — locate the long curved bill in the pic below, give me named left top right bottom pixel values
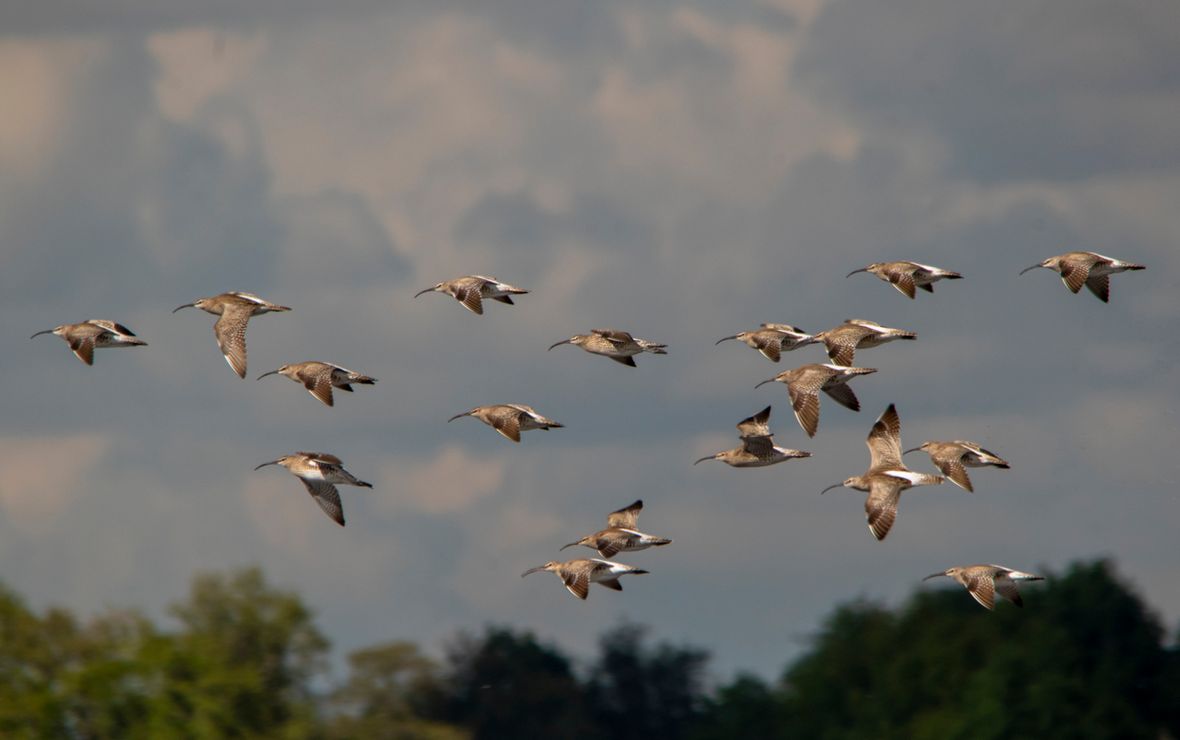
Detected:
left=559, top=541, right=579, bottom=551
left=922, top=572, right=948, bottom=581
left=547, top=339, right=572, bottom=351
left=754, top=377, right=778, bottom=389
left=447, top=411, right=472, bottom=422
left=253, top=459, right=282, bottom=471
left=29, top=329, right=55, bottom=339
left=902, top=447, right=921, bottom=455
left=819, top=482, right=843, bottom=495
left=413, top=287, right=434, bottom=298
left=521, top=566, right=547, bottom=578
left=714, top=335, right=739, bottom=345
left=693, top=455, right=715, bottom=465
left=256, top=370, right=281, bottom=380
left=846, top=267, right=869, bottom=278
left=1018, top=264, right=1043, bottom=275
left=172, top=302, right=196, bottom=313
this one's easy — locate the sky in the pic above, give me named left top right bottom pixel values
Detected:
left=2, top=0, right=1178, bottom=681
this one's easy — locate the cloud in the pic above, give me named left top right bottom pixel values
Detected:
left=0, top=434, right=110, bottom=530
left=381, top=445, right=506, bottom=515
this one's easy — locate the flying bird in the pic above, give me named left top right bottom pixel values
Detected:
left=821, top=404, right=943, bottom=540
left=257, top=361, right=377, bottom=407
left=1018, top=251, right=1145, bottom=302
left=254, top=451, right=373, bottom=527
left=715, top=324, right=817, bottom=363
left=173, top=292, right=290, bottom=378
left=548, top=328, right=667, bottom=367
left=694, top=406, right=811, bottom=467
left=847, top=261, right=962, bottom=299
left=30, top=320, right=146, bottom=365
left=923, top=564, right=1044, bottom=610
left=561, top=500, right=672, bottom=558
left=413, top=275, right=527, bottom=315
left=755, top=363, right=877, bottom=437
left=447, top=403, right=563, bottom=443
left=904, top=440, right=1009, bottom=493
left=521, top=558, right=648, bottom=600
left=812, top=319, right=916, bottom=367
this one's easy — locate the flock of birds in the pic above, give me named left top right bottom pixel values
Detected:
left=31, top=251, right=1146, bottom=609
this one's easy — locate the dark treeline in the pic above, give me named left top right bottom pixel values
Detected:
left=0, top=560, right=1176, bottom=739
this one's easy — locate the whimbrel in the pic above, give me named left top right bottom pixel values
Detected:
left=904, top=440, right=1009, bottom=493
left=923, top=564, right=1044, bottom=610
left=715, top=324, right=816, bottom=363
left=812, top=319, right=916, bottom=367
left=755, top=363, right=877, bottom=437
left=173, top=292, right=290, bottom=378
left=521, top=558, right=648, bottom=600
left=254, top=451, right=373, bottom=527
left=447, top=404, right=563, bottom=442
left=847, top=261, right=962, bottom=299
left=413, top=275, right=527, bottom=315
left=30, top=320, right=146, bottom=365
left=257, top=361, right=377, bottom=407
left=561, top=500, right=672, bottom=559
left=548, top=329, right=667, bottom=367
left=821, top=404, right=943, bottom=541
left=1018, top=251, right=1145, bottom=303
left=694, top=406, right=811, bottom=467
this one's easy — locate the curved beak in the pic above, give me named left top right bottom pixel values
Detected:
left=413, top=287, right=434, bottom=298
left=902, top=447, right=921, bottom=455
left=172, top=302, right=195, bottom=313
left=754, top=377, right=778, bottom=389
left=29, top=329, right=55, bottom=339
left=559, top=541, right=579, bottom=551
left=922, top=572, right=947, bottom=582
left=846, top=267, right=869, bottom=278
left=1018, top=264, right=1043, bottom=276
left=547, top=339, right=571, bottom=351
left=715, top=335, right=739, bottom=345
left=253, top=459, right=282, bottom=471
left=256, top=370, right=280, bottom=380
left=447, top=411, right=471, bottom=423
left=521, top=566, right=546, bottom=578
left=693, top=455, right=715, bottom=465
left=819, top=482, right=844, bottom=495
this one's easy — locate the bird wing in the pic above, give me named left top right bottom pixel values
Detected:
left=822, top=381, right=860, bottom=412
left=454, top=284, right=484, bottom=314
left=965, top=572, right=996, bottom=610
left=591, top=328, right=635, bottom=346
left=994, top=576, right=1024, bottom=607
left=1059, top=261, right=1090, bottom=294
left=1084, top=273, right=1110, bottom=302
left=937, top=456, right=973, bottom=492
left=302, top=369, right=335, bottom=407
left=69, top=336, right=96, bottom=365
left=756, top=335, right=782, bottom=363
left=299, top=478, right=345, bottom=526
left=492, top=412, right=522, bottom=442
left=787, top=383, right=821, bottom=438
left=741, top=435, right=776, bottom=459
left=865, top=476, right=903, bottom=541
left=737, top=406, right=773, bottom=438
left=562, top=567, right=590, bottom=600
left=87, top=319, right=136, bottom=336
left=823, top=326, right=869, bottom=367
left=300, top=451, right=344, bottom=465
left=606, top=500, right=643, bottom=529
left=883, top=266, right=917, bottom=299
left=608, top=355, right=638, bottom=367
left=866, top=404, right=902, bottom=470
left=213, top=304, right=253, bottom=378
left=594, top=532, right=631, bottom=559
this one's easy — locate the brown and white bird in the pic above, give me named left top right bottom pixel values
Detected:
left=904, top=440, right=1009, bottom=493
left=755, top=363, right=877, bottom=437
left=173, top=292, right=290, bottom=378
left=413, top=275, right=527, bottom=315
left=447, top=403, right=563, bottom=442
left=548, top=328, right=667, bottom=367
left=715, top=323, right=817, bottom=363
left=694, top=406, right=811, bottom=467
left=1019, top=251, right=1145, bottom=303
left=847, top=261, right=962, bottom=299
left=561, top=500, right=672, bottom=558
left=257, top=361, right=377, bottom=407
left=923, top=564, right=1044, bottom=610
left=521, top=558, right=649, bottom=600
left=812, top=319, right=916, bottom=367
left=821, top=404, right=944, bottom=541
left=30, top=320, right=146, bottom=365
left=254, top=451, right=373, bottom=527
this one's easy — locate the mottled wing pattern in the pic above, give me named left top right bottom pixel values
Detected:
left=303, top=369, right=335, bottom=407
left=493, top=411, right=522, bottom=442
left=822, top=381, right=861, bottom=412
left=1085, top=273, right=1110, bottom=302
left=213, top=304, right=253, bottom=378
left=87, top=320, right=136, bottom=336
left=865, top=477, right=902, bottom=541
left=300, top=478, right=345, bottom=526
left=741, top=435, right=776, bottom=460
left=69, top=337, right=96, bottom=365
left=866, top=404, right=902, bottom=470
left=787, top=382, right=821, bottom=438
left=737, top=406, right=773, bottom=439
left=455, top=285, right=484, bottom=314
left=966, top=572, right=996, bottom=610
left=939, top=457, right=974, bottom=492
left=606, top=500, right=643, bottom=529
left=594, top=534, right=626, bottom=559
left=592, top=329, right=636, bottom=346
left=1059, top=261, right=1090, bottom=294
left=562, top=568, right=590, bottom=600
left=302, top=451, right=344, bottom=465
left=759, top=335, right=783, bottom=363
left=885, top=266, right=917, bottom=299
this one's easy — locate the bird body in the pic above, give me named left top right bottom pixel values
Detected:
left=924, top=564, right=1044, bottom=610
left=756, top=363, right=877, bottom=437
left=31, top=320, right=146, bottom=365
left=695, top=406, right=811, bottom=467
left=414, top=275, right=527, bottom=315
left=521, top=558, right=648, bottom=600
left=821, top=404, right=943, bottom=540
left=257, top=361, right=377, bottom=407
left=847, top=261, right=962, bottom=299
left=812, top=319, right=916, bottom=366
left=548, top=328, right=667, bottom=367
left=254, top=451, right=373, bottom=527
left=1019, top=251, right=1145, bottom=302
left=715, top=324, right=816, bottom=363
left=448, top=403, right=563, bottom=442
left=561, top=500, right=672, bottom=558
left=173, top=292, right=290, bottom=378
left=904, top=440, right=1009, bottom=492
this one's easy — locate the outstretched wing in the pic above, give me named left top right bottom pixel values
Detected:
left=607, top=500, right=643, bottom=529
left=213, top=304, right=253, bottom=378
left=866, top=404, right=902, bottom=470
left=299, top=478, right=345, bottom=526
left=865, top=476, right=903, bottom=541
